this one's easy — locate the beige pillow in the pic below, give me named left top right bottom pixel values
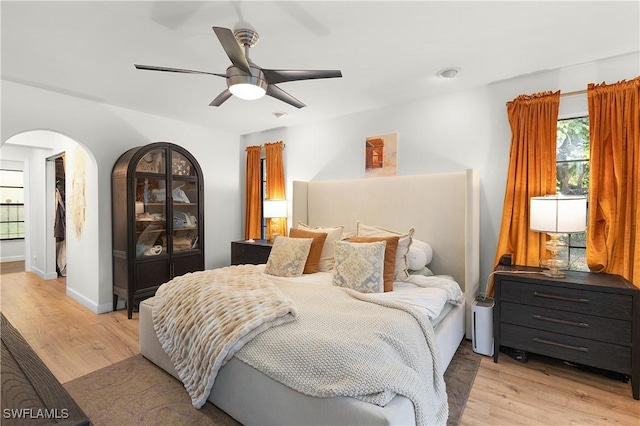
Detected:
left=264, top=236, right=313, bottom=277
left=297, top=222, right=344, bottom=272
left=332, top=240, right=386, bottom=293
left=349, top=236, right=399, bottom=292
left=289, top=228, right=328, bottom=274
left=356, top=221, right=414, bottom=281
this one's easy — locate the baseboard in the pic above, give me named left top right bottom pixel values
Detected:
left=0, top=255, right=25, bottom=263
left=97, top=301, right=116, bottom=314
left=30, top=265, right=46, bottom=279
left=66, top=287, right=100, bottom=314
left=44, top=272, right=58, bottom=280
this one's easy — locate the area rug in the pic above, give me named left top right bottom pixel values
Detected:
left=444, top=339, right=483, bottom=425
left=64, top=339, right=481, bottom=426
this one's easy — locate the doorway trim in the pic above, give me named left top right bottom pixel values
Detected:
left=45, top=153, right=64, bottom=280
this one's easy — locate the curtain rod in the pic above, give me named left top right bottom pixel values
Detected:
left=561, top=89, right=587, bottom=97
left=259, top=143, right=285, bottom=149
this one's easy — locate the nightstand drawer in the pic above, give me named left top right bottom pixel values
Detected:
left=501, top=280, right=633, bottom=321
left=501, top=302, right=632, bottom=345
left=500, top=323, right=631, bottom=374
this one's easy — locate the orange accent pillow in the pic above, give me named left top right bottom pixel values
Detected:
left=289, top=228, right=328, bottom=274
left=349, top=236, right=399, bottom=292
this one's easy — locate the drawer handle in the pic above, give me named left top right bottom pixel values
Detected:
left=533, top=291, right=589, bottom=304
left=533, top=314, right=589, bottom=328
left=533, top=337, right=589, bottom=352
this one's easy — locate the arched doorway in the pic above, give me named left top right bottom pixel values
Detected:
left=1, top=130, right=100, bottom=311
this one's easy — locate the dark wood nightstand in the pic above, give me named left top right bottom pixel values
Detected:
left=231, top=239, right=273, bottom=265
left=493, top=266, right=639, bottom=400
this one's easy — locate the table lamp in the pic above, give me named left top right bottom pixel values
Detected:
left=263, top=199, right=287, bottom=241
left=530, top=194, right=587, bottom=278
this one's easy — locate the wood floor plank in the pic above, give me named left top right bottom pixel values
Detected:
left=1, top=267, right=639, bottom=424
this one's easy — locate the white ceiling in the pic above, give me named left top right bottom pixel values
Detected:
left=2, top=1, right=639, bottom=136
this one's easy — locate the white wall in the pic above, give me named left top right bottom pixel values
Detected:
left=242, top=52, right=640, bottom=294
left=1, top=81, right=242, bottom=313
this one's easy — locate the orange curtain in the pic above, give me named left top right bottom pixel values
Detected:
left=587, top=77, right=640, bottom=286
left=265, top=141, right=287, bottom=240
left=244, top=145, right=262, bottom=240
left=488, top=91, right=560, bottom=296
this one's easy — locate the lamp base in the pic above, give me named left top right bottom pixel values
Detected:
left=540, top=233, right=569, bottom=278
left=540, top=268, right=566, bottom=279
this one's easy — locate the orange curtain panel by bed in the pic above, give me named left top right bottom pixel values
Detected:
left=587, top=77, right=640, bottom=287
left=489, top=91, right=560, bottom=296
left=244, top=145, right=262, bottom=240
left=265, top=141, right=287, bottom=240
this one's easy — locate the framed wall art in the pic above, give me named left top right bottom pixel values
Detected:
left=365, top=133, right=397, bottom=178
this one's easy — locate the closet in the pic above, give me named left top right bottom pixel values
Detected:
left=111, top=142, right=204, bottom=318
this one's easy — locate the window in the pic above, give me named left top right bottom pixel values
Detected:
left=0, top=169, right=25, bottom=240
left=556, top=117, right=589, bottom=271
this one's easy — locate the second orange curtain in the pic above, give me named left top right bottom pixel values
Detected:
left=587, top=77, right=640, bottom=286
left=488, top=91, right=560, bottom=295
left=265, top=141, right=287, bottom=240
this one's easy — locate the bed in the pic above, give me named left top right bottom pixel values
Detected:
left=139, top=169, right=480, bottom=425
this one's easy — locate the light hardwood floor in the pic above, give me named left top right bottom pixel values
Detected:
left=1, top=262, right=638, bottom=425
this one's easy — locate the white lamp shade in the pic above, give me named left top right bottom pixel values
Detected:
left=263, top=199, right=287, bottom=218
left=530, top=195, right=587, bottom=233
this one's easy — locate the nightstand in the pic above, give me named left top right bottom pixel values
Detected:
left=493, top=266, right=639, bottom=400
left=231, top=239, right=273, bottom=265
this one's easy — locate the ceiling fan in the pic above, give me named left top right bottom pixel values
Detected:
left=135, top=26, right=342, bottom=109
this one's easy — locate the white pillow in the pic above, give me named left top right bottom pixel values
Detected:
left=332, top=240, right=386, bottom=293
left=356, top=221, right=414, bottom=281
left=411, top=239, right=433, bottom=265
left=297, top=222, right=344, bottom=272
left=264, top=236, right=313, bottom=277
left=407, top=246, right=427, bottom=270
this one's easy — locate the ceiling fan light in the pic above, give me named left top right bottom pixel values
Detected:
left=229, top=83, right=266, bottom=100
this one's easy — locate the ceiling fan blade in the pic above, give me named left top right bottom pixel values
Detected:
left=212, top=26, right=251, bottom=75
left=134, top=64, right=226, bottom=78
left=209, top=89, right=232, bottom=107
left=266, top=85, right=306, bottom=109
left=262, top=69, right=342, bottom=85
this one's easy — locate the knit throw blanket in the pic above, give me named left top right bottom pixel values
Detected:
left=152, top=265, right=298, bottom=408
left=235, top=279, right=449, bottom=426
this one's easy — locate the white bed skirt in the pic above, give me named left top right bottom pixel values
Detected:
left=138, top=297, right=464, bottom=426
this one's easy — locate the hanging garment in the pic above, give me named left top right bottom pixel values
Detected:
left=54, top=187, right=67, bottom=276
left=54, top=188, right=66, bottom=241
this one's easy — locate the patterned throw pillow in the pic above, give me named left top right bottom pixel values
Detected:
left=332, top=240, right=386, bottom=293
left=349, top=236, right=399, bottom=292
left=264, top=236, right=313, bottom=277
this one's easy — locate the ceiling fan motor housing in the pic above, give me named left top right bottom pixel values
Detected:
left=226, top=65, right=268, bottom=91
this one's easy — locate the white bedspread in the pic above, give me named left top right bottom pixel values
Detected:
left=256, top=264, right=462, bottom=321
left=235, top=276, right=449, bottom=426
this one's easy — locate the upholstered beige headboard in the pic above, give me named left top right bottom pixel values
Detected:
left=292, top=169, right=480, bottom=338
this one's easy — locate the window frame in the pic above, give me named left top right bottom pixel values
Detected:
left=0, top=168, right=25, bottom=241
